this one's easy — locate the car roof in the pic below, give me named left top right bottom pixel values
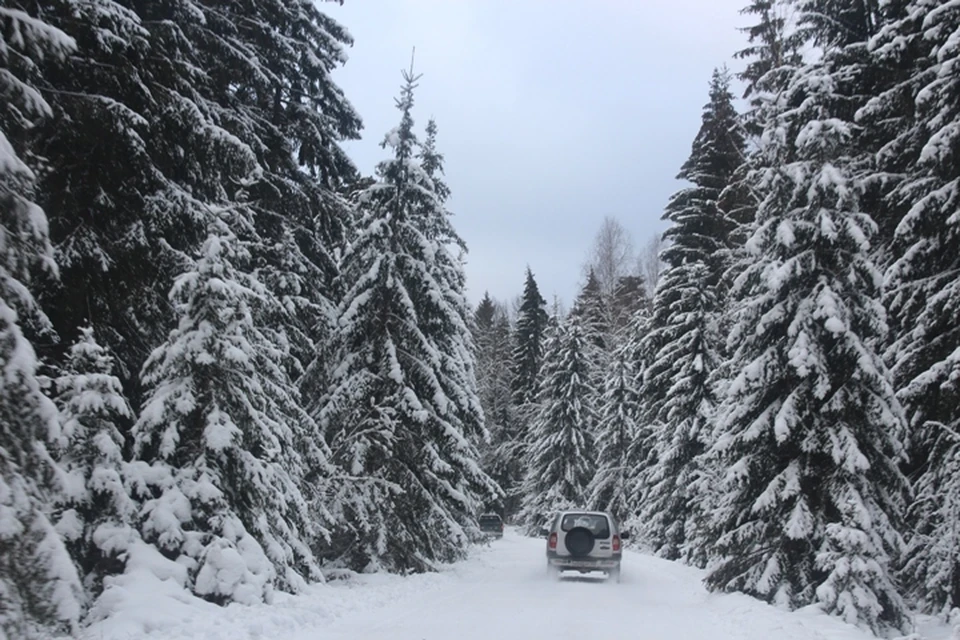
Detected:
left=557, top=510, right=610, bottom=518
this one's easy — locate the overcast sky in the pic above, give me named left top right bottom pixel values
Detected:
left=327, top=0, right=752, bottom=308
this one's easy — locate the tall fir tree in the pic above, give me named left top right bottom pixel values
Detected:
left=632, top=69, right=744, bottom=565
left=0, top=5, right=84, bottom=636
left=511, top=267, right=550, bottom=407
left=734, top=0, right=803, bottom=104
left=413, top=117, right=486, bottom=450
left=130, top=228, right=329, bottom=604
left=320, top=66, right=497, bottom=573
left=569, top=268, right=611, bottom=356
left=587, top=347, right=639, bottom=522
left=473, top=294, right=520, bottom=516
left=874, top=0, right=960, bottom=615
left=35, top=0, right=362, bottom=409
left=704, top=46, right=910, bottom=633
left=517, top=318, right=598, bottom=533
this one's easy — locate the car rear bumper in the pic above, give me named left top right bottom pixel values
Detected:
left=546, top=553, right=620, bottom=570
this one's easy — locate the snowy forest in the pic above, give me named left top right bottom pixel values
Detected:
left=1, top=0, right=958, bottom=638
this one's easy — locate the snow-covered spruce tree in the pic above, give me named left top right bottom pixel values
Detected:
left=636, top=261, right=721, bottom=564
left=703, top=52, right=910, bottom=634
left=320, top=68, right=497, bottom=573
left=610, top=273, right=650, bottom=339
left=511, top=267, right=550, bottom=409
left=518, top=319, right=598, bottom=533
left=508, top=266, right=550, bottom=508
left=874, top=0, right=960, bottom=615
left=570, top=268, right=611, bottom=357
left=631, top=69, right=744, bottom=565
left=734, top=0, right=803, bottom=119
left=587, top=347, right=639, bottom=522
left=413, top=118, right=487, bottom=450
left=720, top=0, right=803, bottom=286
left=853, top=0, right=924, bottom=254
left=131, top=228, right=328, bottom=604
left=52, top=328, right=136, bottom=599
left=0, top=6, right=83, bottom=637
left=198, top=0, right=362, bottom=378
left=473, top=294, right=520, bottom=516
left=31, top=0, right=170, bottom=391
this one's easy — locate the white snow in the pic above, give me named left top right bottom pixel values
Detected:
left=77, top=528, right=952, bottom=640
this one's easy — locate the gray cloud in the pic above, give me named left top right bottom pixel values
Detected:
left=328, top=0, right=751, bottom=308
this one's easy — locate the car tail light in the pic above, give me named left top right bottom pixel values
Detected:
left=548, top=532, right=558, bottom=550
left=612, top=535, right=621, bottom=552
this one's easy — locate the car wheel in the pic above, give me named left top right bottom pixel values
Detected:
left=609, top=567, right=621, bottom=583
left=547, top=563, right=561, bottom=580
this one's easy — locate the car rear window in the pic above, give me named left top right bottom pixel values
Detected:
left=560, top=514, right=610, bottom=538
left=479, top=515, right=501, bottom=525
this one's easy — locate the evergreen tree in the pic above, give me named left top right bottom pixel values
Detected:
left=517, top=319, right=597, bottom=533
left=587, top=348, right=639, bottom=522
left=875, top=0, right=960, bottom=614
left=35, top=0, right=362, bottom=406
left=320, top=67, right=497, bottom=573
left=664, top=68, right=745, bottom=289
left=131, top=229, right=328, bottom=604
left=632, top=69, right=744, bottom=564
left=724, top=0, right=803, bottom=286
left=735, top=0, right=802, bottom=103
left=0, top=6, right=83, bottom=636
left=636, top=261, right=720, bottom=565
left=413, top=118, right=486, bottom=449
left=37, top=0, right=232, bottom=397
left=511, top=267, right=550, bottom=408
left=202, top=0, right=362, bottom=378
left=473, top=294, right=520, bottom=516
left=570, top=268, right=611, bottom=355
left=704, top=51, right=910, bottom=634
left=52, top=328, right=135, bottom=599
left=610, top=273, right=650, bottom=337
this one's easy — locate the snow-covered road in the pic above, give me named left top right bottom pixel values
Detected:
left=86, top=528, right=949, bottom=640
left=318, top=530, right=876, bottom=640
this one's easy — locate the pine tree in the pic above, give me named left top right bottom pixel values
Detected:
left=52, top=328, right=135, bottom=599
left=704, top=50, right=910, bottom=633
left=517, top=319, right=597, bottom=533
left=636, top=261, right=721, bottom=564
left=131, top=228, right=328, bottom=604
left=0, top=6, right=83, bottom=636
left=320, top=67, right=497, bottom=573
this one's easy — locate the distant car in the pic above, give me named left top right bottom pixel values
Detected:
left=478, top=513, right=504, bottom=538
left=540, top=510, right=628, bottom=582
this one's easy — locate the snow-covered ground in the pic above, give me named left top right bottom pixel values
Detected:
left=83, top=528, right=952, bottom=640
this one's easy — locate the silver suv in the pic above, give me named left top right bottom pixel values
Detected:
left=540, top=510, right=628, bottom=582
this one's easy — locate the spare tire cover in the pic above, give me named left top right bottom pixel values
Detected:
left=564, top=527, right=595, bottom=557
